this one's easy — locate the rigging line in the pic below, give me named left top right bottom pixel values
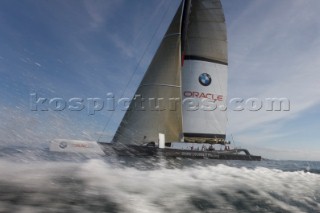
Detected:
left=97, top=0, right=176, bottom=143
left=231, top=134, right=237, bottom=149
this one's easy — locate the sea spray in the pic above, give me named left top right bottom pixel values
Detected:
left=0, top=158, right=319, bottom=212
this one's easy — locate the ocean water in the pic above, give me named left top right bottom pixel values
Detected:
left=0, top=147, right=320, bottom=213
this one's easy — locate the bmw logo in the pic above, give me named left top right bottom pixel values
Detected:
left=199, top=73, right=212, bottom=86
left=59, top=141, right=68, bottom=149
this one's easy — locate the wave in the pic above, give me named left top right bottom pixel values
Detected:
left=0, top=159, right=319, bottom=213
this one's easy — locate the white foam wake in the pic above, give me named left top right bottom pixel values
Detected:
left=0, top=159, right=319, bottom=213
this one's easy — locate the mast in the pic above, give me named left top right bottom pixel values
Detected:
left=181, top=0, right=191, bottom=59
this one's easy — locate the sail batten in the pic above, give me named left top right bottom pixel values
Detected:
left=140, top=84, right=181, bottom=88
left=184, top=55, right=228, bottom=66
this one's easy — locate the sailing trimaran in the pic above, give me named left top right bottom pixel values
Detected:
left=50, top=0, right=261, bottom=161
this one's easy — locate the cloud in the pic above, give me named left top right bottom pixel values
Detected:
left=84, top=0, right=124, bottom=30
left=227, top=0, right=320, bottom=137
left=108, top=34, right=135, bottom=58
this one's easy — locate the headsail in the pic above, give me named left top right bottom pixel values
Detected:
left=112, top=4, right=183, bottom=144
left=181, top=0, right=228, bottom=143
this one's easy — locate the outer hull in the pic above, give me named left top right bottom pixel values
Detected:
left=99, top=143, right=261, bottom=161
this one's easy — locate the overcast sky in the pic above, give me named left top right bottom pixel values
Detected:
left=0, top=0, right=319, bottom=160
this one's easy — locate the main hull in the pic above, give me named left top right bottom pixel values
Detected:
left=99, top=143, right=262, bottom=161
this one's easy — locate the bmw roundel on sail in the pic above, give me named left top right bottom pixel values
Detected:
left=199, top=73, right=212, bottom=87
left=113, top=0, right=228, bottom=145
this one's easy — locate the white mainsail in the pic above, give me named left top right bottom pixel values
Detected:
left=112, top=0, right=228, bottom=145
left=181, top=0, right=228, bottom=143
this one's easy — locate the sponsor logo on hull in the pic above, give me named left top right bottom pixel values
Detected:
left=59, top=142, right=68, bottom=149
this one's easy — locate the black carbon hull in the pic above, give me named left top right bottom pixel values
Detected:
left=99, top=144, right=261, bottom=161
